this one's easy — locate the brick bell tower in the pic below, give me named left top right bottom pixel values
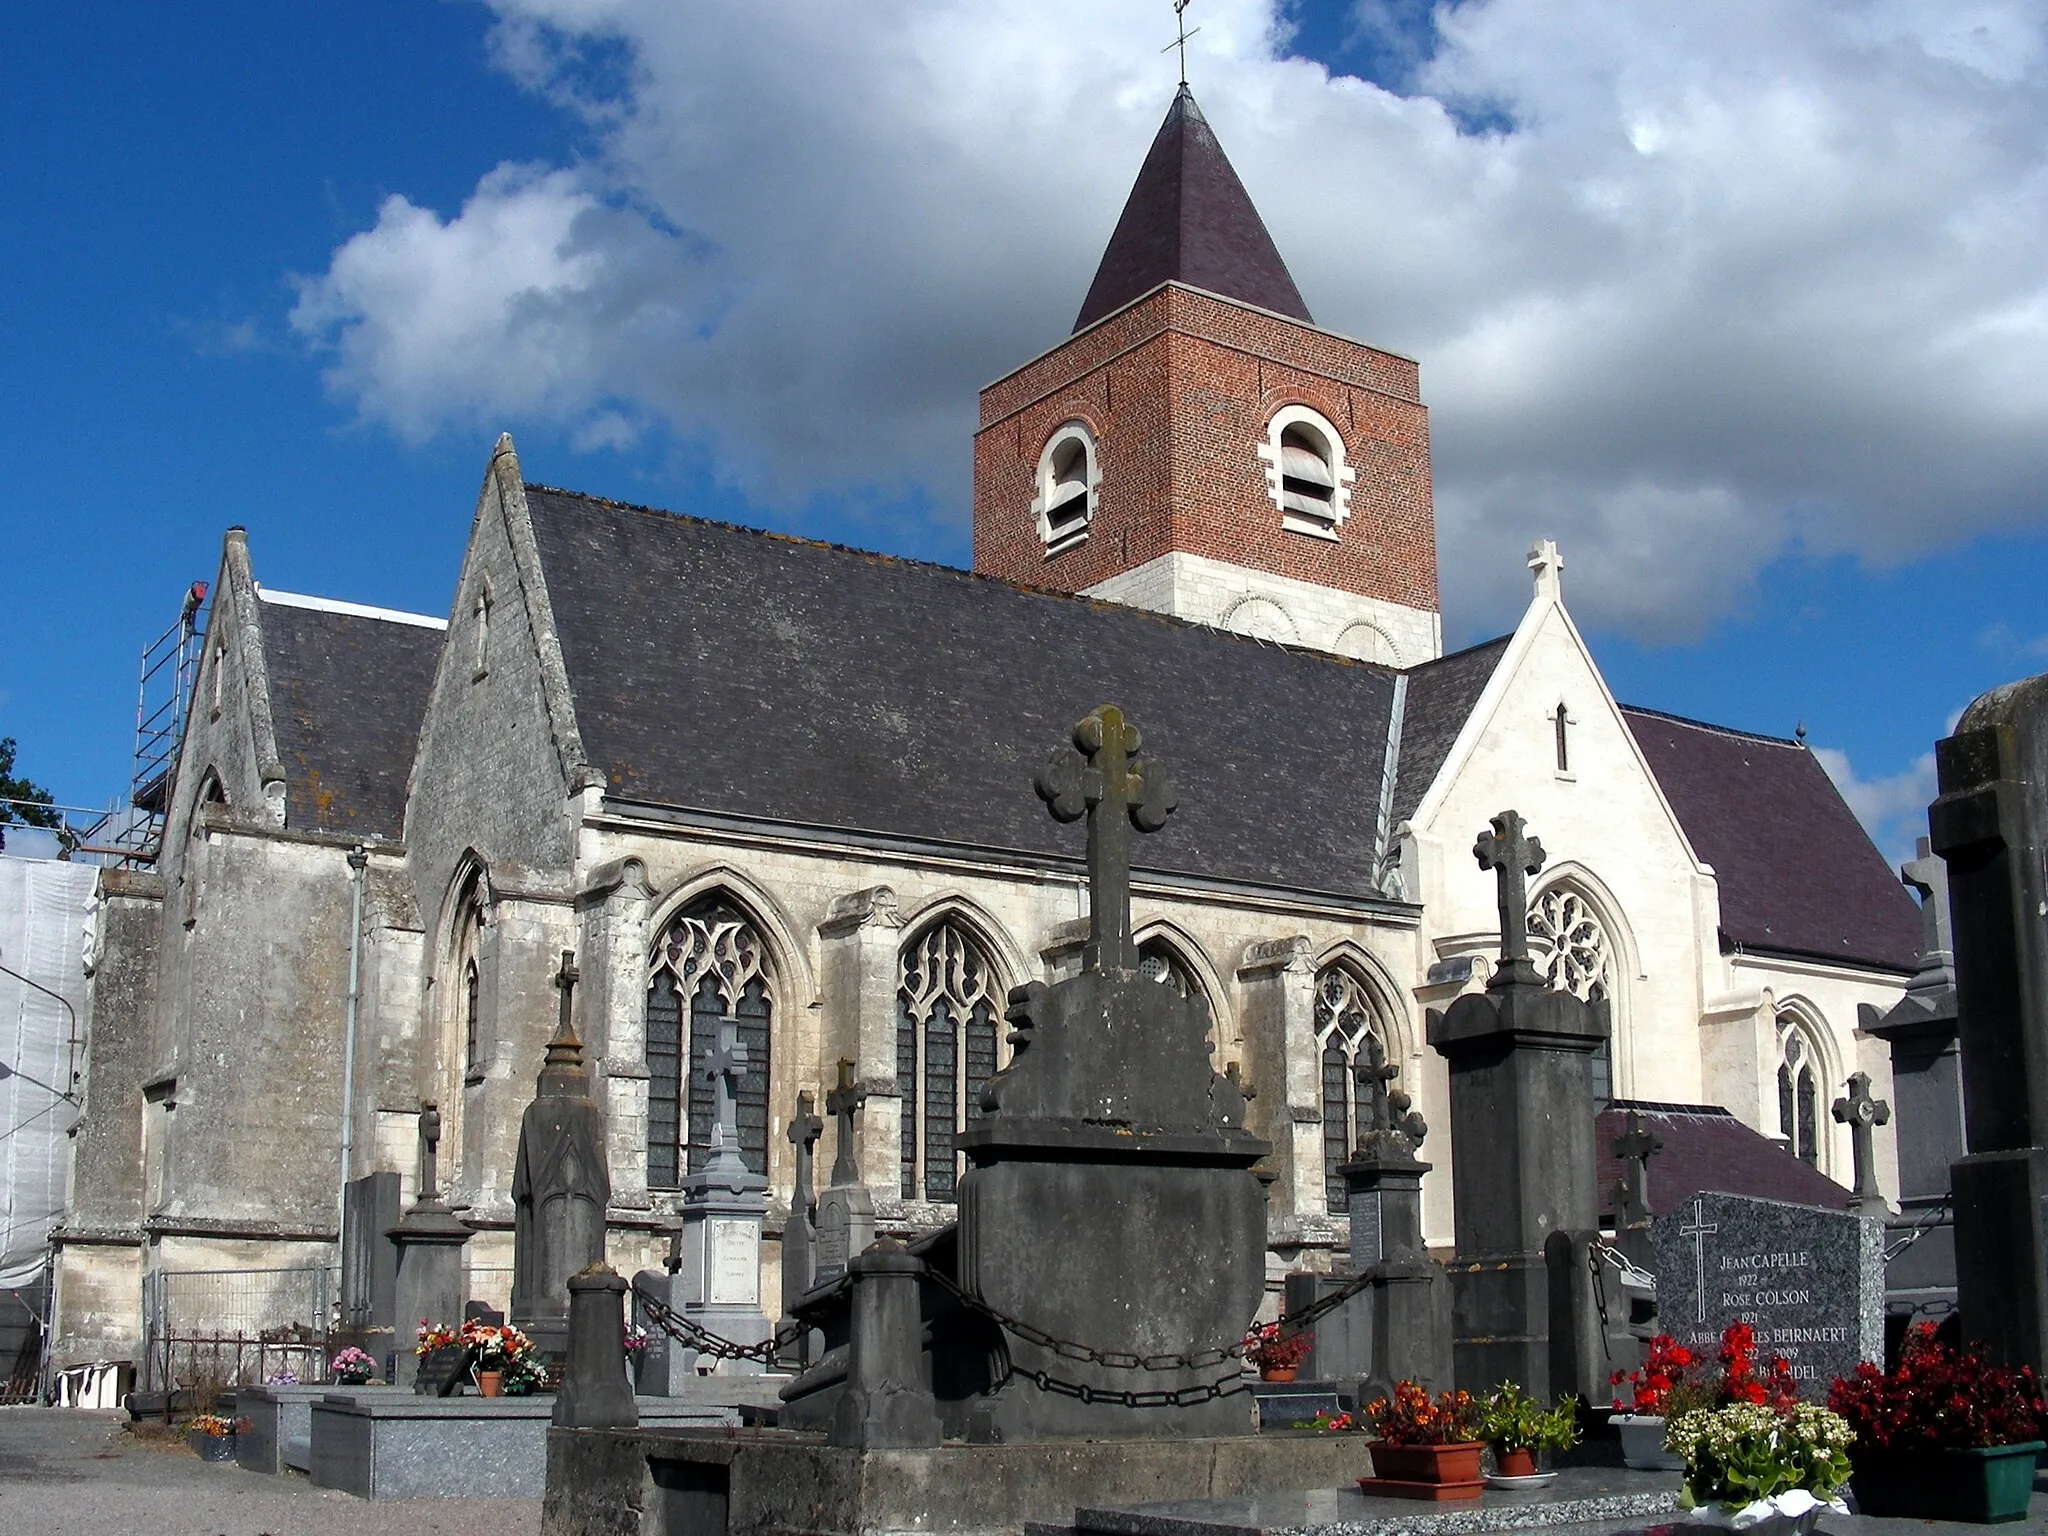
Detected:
left=972, top=86, right=1441, bottom=665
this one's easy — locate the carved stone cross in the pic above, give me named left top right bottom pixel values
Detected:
left=825, top=1058, right=867, bottom=1188
left=1036, top=705, right=1178, bottom=974
left=552, top=948, right=580, bottom=1045
left=1610, top=1108, right=1662, bottom=1229
left=1474, top=810, right=1546, bottom=984
left=417, top=1098, right=443, bottom=1206
left=1901, top=836, right=1952, bottom=960
left=1355, top=1035, right=1401, bottom=1132
left=1832, top=1072, right=1891, bottom=1211
left=699, top=1014, right=749, bottom=1165
left=787, top=1090, right=823, bottom=1217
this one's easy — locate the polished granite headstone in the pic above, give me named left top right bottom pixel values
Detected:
left=1651, top=1190, right=1882, bottom=1392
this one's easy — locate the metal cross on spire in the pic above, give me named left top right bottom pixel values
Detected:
left=1036, top=705, right=1178, bottom=974
left=1163, top=0, right=1201, bottom=87
left=1474, top=809, right=1546, bottom=985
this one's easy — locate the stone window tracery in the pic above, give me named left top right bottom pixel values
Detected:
left=1528, top=884, right=1614, bottom=1101
left=897, top=922, right=1003, bottom=1203
left=1775, top=1013, right=1823, bottom=1168
left=1315, top=963, right=1392, bottom=1214
left=646, top=895, right=773, bottom=1189
left=1137, top=936, right=1210, bottom=1026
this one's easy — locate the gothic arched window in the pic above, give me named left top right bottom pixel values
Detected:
left=1315, top=964, right=1391, bottom=1214
left=449, top=868, right=486, bottom=1083
left=1137, top=935, right=1210, bottom=1029
left=1775, top=1013, right=1823, bottom=1167
left=897, top=922, right=1003, bottom=1203
left=463, top=960, right=480, bottom=1075
left=646, top=895, right=773, bottom=1189
left=1528, top=884, right=1614, bottom=1102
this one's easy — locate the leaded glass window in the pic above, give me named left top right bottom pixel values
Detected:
left=1529, top=884, right=1614, bottom=1103
left=645, top=896, right=773, bottom=1189
left=1315, top=964, right=1390, bottom=1214
left=1775, top=1015, right=1821, bottom=1167
left=897, top=922, right=1002, bottom=1203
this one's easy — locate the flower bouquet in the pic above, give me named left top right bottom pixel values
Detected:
left=1827, top=1324, right=2046, bottom=1522
left=1360, top=1381, right=1488, bottom=1498
left=414, top=1320, right=458, bottom=1357
left=1665, top=1401, right=1851, bottom=1534
left=1244, top=1320, right=1312, bottom=1381
left=459, top=1317, right=541, bottom=1397
left=329, top=1346, right=376, bottom=1385
left=186, top=1412, right=237, bottom=1462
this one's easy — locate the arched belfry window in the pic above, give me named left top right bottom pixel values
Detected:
left=1775, top=1013, right=1823, bottom=1167
left=1528, top=883, right=1615, bottom=1103
left=1035, top=423, right=1098, bottom=555
left=897, top=921, right=1004, bottom=1203
left=645, top=894, right=773, bottom=1189
left=1314, top=963, right=1393, bottom=1213
left=1258, top=406, right=1353, bottom=537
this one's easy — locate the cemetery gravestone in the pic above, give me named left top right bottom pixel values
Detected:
left=1650, top=1192, right=1882, bottom=1394
left=813, top=1060, right=875, bottom=1284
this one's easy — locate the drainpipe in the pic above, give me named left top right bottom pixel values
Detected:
left=338, top=845, right=368, bottom=1255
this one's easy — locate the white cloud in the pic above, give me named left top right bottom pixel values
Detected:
left=1813, top=743, right=1937, bottom=865
left=290, top=0, right=2048, bottom=638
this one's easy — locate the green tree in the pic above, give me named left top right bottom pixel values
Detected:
left=0, top=737, right=60, bottom=852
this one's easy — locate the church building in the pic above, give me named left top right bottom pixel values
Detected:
left=49, top=87, right=1924, bottom=1372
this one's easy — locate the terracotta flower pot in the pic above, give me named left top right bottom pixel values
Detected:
left=1260, top=1366, right=1298, bottom=1383
left=475, top=1369, right=503, bottom=1398
left=1367, top=1440, right=1486, bottom=1485
left=1493, top=1447, right=1539, bottom=1478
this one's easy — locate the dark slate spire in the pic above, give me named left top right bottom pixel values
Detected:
left=1073, top=85, right=1312, bottom=332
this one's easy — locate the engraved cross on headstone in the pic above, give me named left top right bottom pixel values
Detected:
left=1610, top=1108, right=1662, bottom=1230
left=417, top=1097, right=444, bottom=1207
left=1680, top=1196, right=1718, bottom=1323
left=787, top=1090, right=823, bottom=1217
left=825, top=1058, right=867, bottom=1188
left=1036, top=705, right=1178, bottom=974
left=1832, top=1071, right=1892, bottom=1212
left=1474, top=809, right=1546, bottom=985
left=699, top=1013, right=749, bottom=1169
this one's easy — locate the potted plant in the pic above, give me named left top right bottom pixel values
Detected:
left=1244, top=1320, right=1312, bottom=1383
left=1360, top=1380, right=1488, bottom=1498
left=329, top=1346, right=376, bottom=1386
left=1610, top=1333, right=1701, bottom=1470
left=458, top=1317, right=540, bottom=1397
left=1480, top=1382, right=1579, bottom=1478
left=1827, top=1324, right=2046, bottom=1523
left=185, top=1412, right=237, bottom=1462
left=1665, top=1401, right=1852, bottom=1535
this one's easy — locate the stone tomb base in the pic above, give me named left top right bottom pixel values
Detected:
left=543, top=1428, right=1375, bottom=1536
left=237, top=1383, right=411, bottom=1474
left=313, top=1392, right=759, bottom=1500
left=1033, top=1467, right=1680, bottom=1536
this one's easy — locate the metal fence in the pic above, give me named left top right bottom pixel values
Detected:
left=142, top=1266, right=332, bottom=1392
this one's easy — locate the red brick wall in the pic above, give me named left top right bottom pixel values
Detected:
left=972, top=284, right=1438, bottom=612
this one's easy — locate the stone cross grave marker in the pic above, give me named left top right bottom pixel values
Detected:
left=699, top=1010, right=751, bottom=1176
left=814, top=1059, right=874, bottom=1283
left=1035, top=704, right=1177, bottom=973
left=1902, top=838, right=1952, bottom=959
left=1474, top=809, right=1546, bottom=986
left=1651, top=1191, right=1883, bottom=1395
left=417, top=1098, right=444, bottom=1206
left=1611, top=1110, right=1662, bottom=1231
left=781, top=1090, right=823, bottom=1332
left=1832, top=1073, right=1892, bottom=1215
left=788, top=1090, right=822, bottom=1221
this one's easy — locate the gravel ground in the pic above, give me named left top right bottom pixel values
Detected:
left=0, top=1407, right=541, bottom=1536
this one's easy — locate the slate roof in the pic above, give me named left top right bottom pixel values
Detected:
left=1390, top=635, right=1510, bottom=828
left=1622, top=707, right=1921, bottom=972
left=1073, top=86, right=1313, bottom=332
left=1594, top=1101, right=1851, bottom=1219
left=260, top=597, right=445, bottom=839
left=522, top=487, right=1401, bottom=899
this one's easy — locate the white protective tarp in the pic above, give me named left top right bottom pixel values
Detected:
left=0, top=856, right=93, bottom=1291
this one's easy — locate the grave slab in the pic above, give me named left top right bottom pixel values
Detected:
left=1650, top=1191, right=1882, bottom=1392
left=235, top=1383, right=411, bottom=1473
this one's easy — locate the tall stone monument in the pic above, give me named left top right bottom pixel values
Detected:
left=389, top=1099, right=472, bottom=1389
left=1929, top=677, right=2048, bottom=1369
left=511, top=950, right=611, bottom=1362
left=952, top=704, right=1270, bottom=1439
left=672, top=1007, right=771, bottom=1373
left=1429, top=810, right=1608, bottom=1395
left=1858, top=838, right=1963, bottom=1336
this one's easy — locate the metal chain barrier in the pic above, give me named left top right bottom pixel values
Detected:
left=1883, top=1194, right=1952, bottom=1263
left=631, top=1277, right=843, bottom=1365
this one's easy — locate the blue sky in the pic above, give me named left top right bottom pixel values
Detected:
left=6, top=1, right=2048, bottom=867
